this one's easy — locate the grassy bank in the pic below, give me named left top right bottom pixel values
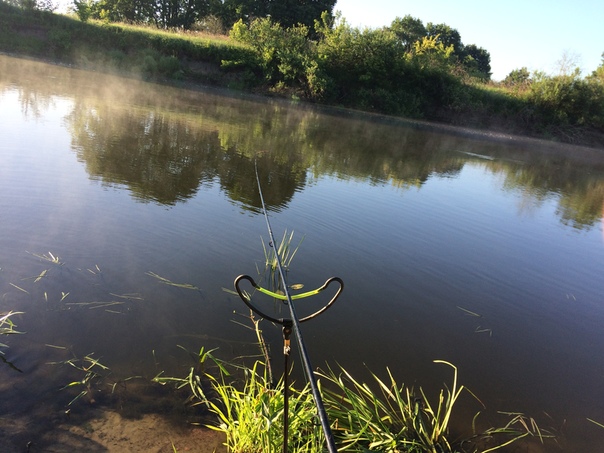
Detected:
left=1, top=2, right=603, bottom=148
left=0, top=3, right=258, bottom=88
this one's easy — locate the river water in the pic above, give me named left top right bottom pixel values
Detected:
left=1, top=54, right=604, bottom=451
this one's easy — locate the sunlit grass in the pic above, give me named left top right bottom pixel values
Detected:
left=587, top=418, right=604, bottom=429
left=28, top=250, right=64, bottom=266
left=206, top=360, right=325, bottom=453
left=0, top=311, right=24, bottom=339
left=261, top=229, right=304, bottom=273
left=154, top=315, right=553, bottom=452
left=317, top=360, right=464, bottom=452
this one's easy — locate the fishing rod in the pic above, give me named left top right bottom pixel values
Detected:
left=234, top=161, right=342, bottom=453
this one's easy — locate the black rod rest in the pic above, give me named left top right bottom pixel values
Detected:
left=233, top=274, right=343, bottom=453
left=234, top=274, right=344, bottom=325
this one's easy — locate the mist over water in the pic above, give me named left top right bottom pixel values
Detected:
left=1, top=54, right=604, bottom=451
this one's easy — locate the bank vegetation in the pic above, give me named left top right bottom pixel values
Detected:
left=1, top=0, right=603, bottom=148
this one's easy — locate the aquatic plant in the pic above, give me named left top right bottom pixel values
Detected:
left=0, top=311, right=24, bottom=338
left=206, top=360, right=325, bottom=453
left=318, top=361, right=553, bottom=452
left=262, top=230, right=303, bottom=272
left=51, top=352, right=111, bottom=406
left=317, top=361, right=462, bottom=452
left=152, top=345, right=228, bottom=406
left=50, top=350, right=141, bottom=406
left=0, top=311, right=25, bottom=371
left=156, top=324, right=552, bottom=452
left=146, top=271, right=200, bottom=290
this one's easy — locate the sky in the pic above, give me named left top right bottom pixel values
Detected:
left=334, top=0, right=604, bottom=81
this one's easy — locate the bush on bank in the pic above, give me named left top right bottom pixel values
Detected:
left=1, top=1, right=603, bottom=147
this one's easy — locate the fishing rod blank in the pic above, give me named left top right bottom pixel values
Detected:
left=234, top=162, right=341, bottom=453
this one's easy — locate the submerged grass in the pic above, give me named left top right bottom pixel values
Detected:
left=146, top=271, right=199, bottom=290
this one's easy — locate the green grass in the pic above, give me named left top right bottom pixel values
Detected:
left=0, top=311, right=24, bottom=341
left=207, top=360, right=325, bottom=453
left=0, top=2, right=258, bottom=85
left=153, top=317, right=553, bottom=452
left=156, top=355, right=553, bottom=452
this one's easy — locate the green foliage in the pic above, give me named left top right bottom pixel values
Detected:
left=588, top=52, right=604, bottom=83
left=153, top=346, right=228, bottom=405
left=390, top=14, right=426, bottom=51
left=161, top=348, right=553, bottom=452
left=207, top=361, right=325, bottom=452
left=217, top=0, right=335, bottom=30
left=409, top=35, right=455, bottom=71
left=0, top=2, right=602, bottom=145
left=73, top=0, right=92, bottom=22
left=463, top=44, right=491, bottom=80
left=48, top=26, right=72, bottom=55
left=319, top=361, right=464, bottom=451
left=0, top=311, right=24, bottom=342
left=52, top=352, right=111, bottom=405
left=313, top=14, right=408, bottom=109
left=230, top=17, right=315, bottom=90
left=503, top=67, right=531, bottom=87
left=5, top=0, right=55, bottom=11
left=426, top=22, right=463, bottom=55
left=387, top=15, right=491, bottom=81
left=528, top=71, right=604, bottom=134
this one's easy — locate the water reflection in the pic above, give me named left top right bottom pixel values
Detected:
left=2, top=54, right=603, bottom=228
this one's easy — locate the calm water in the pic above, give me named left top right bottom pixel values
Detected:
left=1, top=54, right=604, bottom=451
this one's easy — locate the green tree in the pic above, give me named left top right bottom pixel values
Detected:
left=268, top=0, right=336, bottom=29
left=6, top=0, right=55, bottom=10
left=73, top=0, right=92, bottom=21
left=230, top=17, right=315, bottom=89
left=217, top=0, right=335, bottom=31
left=529, top=70, right=604, bottom=132
left=408, top=35, right=454, bottom=71
left=389, top=15, right=426, bottom=51
left=503, top=67, right=531, bottom=87
left=314, top=15, right=402, bottom=91
left=426, top=22, right=463, bottom=54
left=588, top=52, right=604, bottom=83
left=462, top=43, right=491, bottom=79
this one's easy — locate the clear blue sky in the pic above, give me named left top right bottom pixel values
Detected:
left=335, top=0, right=604, bottom=81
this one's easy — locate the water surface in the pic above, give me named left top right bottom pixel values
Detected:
left=1, top=55, right=604, bottom=451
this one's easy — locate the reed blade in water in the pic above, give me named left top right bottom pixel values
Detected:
left=146, top=271, right=199, bottom=290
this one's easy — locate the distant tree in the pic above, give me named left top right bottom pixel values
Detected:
left=462, top=43, right=491, bottom=79
left=217, top=0, right=335, bottom=31
left=217, top=0, right=267, bottom=28
left=155, top=0, right=216, bottom=28
left=73, top=0, right=92, bottom=21
left=86, top=0, right=219, bottom=28
left=268, top=0, right=336, bottom=29
left=6, top=0, right=55, bottom=10
left=426, top=22, right=463, bottom=54
left=389, top=15, right=426, bottom=50
left=503, top=67, right=531, bottom=86
left=408, top=35, right=454, bottom=71
left=555, top=49, right=582, bottom=76
left=588, top=52, right=604, bottom=83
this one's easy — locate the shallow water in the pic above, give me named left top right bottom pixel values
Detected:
left=1, top=54, right=604, bottom=451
